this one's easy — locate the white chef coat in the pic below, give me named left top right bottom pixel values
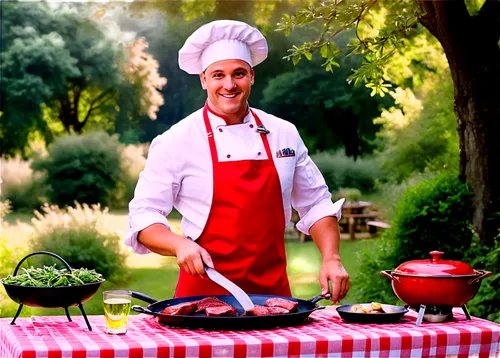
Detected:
left=125, top=107, right=344, bottom=254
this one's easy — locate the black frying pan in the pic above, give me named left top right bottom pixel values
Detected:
left=336, top=303, right=409, bottom=323
left=1, top=251, right=103, bottom=309
left=1, top=251, right=104, bottom=331
left=131, top=292, right=326, bottom=330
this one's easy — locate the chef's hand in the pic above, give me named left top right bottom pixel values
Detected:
left=175, top=238, right=214, bottom=277
left=319, top=258, right=350, bottom=304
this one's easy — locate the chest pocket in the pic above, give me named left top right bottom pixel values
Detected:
left=273, top=154, right=296, bottom=197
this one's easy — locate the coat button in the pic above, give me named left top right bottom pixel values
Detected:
left=227, top=154, right=231, bottom=158
left=249, top=124, right=254, bottom=128
left=257, top=152, right=262, bottom=156
left=219, top=128, right=223, bottom=132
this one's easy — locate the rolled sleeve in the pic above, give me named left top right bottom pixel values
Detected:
left=125, top=213, right=171, bottom=254
left=292, top=130, right=345, bottom=235
left=296, top=198, right=345, bottom=235
left=125, top=134, right=179, bottom=254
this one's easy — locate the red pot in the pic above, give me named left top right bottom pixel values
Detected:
left=381, top=251, right=492, bottom=307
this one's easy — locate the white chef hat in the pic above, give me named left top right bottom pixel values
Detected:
left=178, top=20, right=268, bottom=74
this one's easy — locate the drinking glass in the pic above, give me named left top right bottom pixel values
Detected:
left=103, top=290, right=132, bottom=334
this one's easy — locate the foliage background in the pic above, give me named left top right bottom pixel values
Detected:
left=1, top=0, right=498, bottom=323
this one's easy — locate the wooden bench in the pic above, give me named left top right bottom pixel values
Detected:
left=342, top=212, right=381, bottom=239
left=367, top=221, right=391, bottom=236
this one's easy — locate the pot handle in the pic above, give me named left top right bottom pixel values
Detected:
left=309, top=293, right=331, bottom=304
left=469, top=270, right=493, bottom=284
left=380, top=270, right=400, bottom=282
left=13, top=251, right=72, bottom=276
left=131, top=291, right=159, bottom=304
left=132, top=305, right=156, bottom=316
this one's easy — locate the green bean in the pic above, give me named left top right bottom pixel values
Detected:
left=1, top=265, right=104, bottom=287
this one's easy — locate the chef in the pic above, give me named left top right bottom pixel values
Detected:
left=125, top=20, right=350, bottom=303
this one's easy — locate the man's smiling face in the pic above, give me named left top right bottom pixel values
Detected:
left=200, top=59, right=254, bottom=123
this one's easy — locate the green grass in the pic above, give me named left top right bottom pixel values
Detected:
left=1, top=210, right=378, bottom=318
left=3, top=212, right=33, bottom=225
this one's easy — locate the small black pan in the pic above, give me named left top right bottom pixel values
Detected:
left=1, top=251, right=103, bottom=309
left=131, top=292, right=326, bottom=330
left=336, top=303, right=408, bottom=324
left=1, top=251, right=104, bottom=331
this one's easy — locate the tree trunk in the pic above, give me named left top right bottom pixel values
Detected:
left=418, top=0, right=500, bottom=246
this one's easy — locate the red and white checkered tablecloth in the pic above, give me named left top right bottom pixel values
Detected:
left=1, top=308, right=499, bottom=358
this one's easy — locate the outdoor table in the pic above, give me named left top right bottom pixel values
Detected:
left=1, top=308, right=499, bottom=358
left=341, top=201, right=380, bottom=239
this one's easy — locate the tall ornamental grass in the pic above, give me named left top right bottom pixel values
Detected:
left=0, top=201, right=30, bottom=278
left=0, top=201, right=31, bottom=317
left=29, top=202, right=129, bottom=282
left=0, top=156, right=47, bottom=211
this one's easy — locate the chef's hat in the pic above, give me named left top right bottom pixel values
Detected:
left=178, top=20, right=268, bottom=74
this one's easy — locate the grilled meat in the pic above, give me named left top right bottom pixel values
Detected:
left=161, top=301, right=198, bottom=315
left=196, top=297, right=228, bottom=312
left=245, top=305, right=269, bottom=316
left=264, top=297, right=298, bottom=312
left=205, top=305, right=237, bottom=316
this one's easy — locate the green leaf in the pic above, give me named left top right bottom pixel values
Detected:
left=320, top=44, right=329, bottom=58
left=304, top=52, right=312, bottom=61
left=330, top=60, right=340, bottom=68
left=292, top=55, right=301, bottom=66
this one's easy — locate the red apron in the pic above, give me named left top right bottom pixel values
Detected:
left=174, top=104, right=291, bottom=297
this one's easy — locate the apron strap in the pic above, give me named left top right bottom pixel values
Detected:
left=250, top=109, right=273, bottom=160
left=203, top=104, right=273, bottom=162
left=203, top=104, right=218, bottom=173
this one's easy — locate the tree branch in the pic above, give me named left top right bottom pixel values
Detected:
left=417, top=1, right=439, bottom=38
left=435, top=1, right=471, bottom=29
left=93, top=92, right=114, bottom=110
left=88, top=90, right=113, bottom=111
left=79, top=90, right=115, bottom=130
left=59, top=95, right=72, bottom=133
left=418, top=1, right=471, bottom=41
left=355, top=19, right=374, bottom=53
left=322, top=0, right=379, bottom=45
left=73, top=85, right=81, bottom=115
left=478, top=0, right=500, bottom=37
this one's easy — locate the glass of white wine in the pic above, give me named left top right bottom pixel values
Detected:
left=103, top=290, right=132, bottom=334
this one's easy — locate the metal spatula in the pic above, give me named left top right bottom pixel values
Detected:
left=204, top=265, right=255, bottom=311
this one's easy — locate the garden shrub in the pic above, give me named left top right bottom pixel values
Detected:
left=0, top=201, right=31, bottom=317
left=31, top=132, right=122, bottom=207
left=0, top=156, right=47, bottom=211
left=28, top=202, right=129, bottom=282
left=0, top=235, right=31, bottom=279
left=375, top=171, right=439, bottom=220
left=466, top=234, right=500, bottom=323
left=336, top=188, right=361, bottom=202
left=0, top=201, right=30, bottom=278
left=375, top=70, right=458, bottom=183
left=311, top=151, right=381, bottom=193
left=352, top=171, right=475, bottom=305
left=110, top=143, right=147, bottom=209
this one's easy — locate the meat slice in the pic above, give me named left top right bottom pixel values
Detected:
left=161, top=301, right=198, bottom=315
left=266, top=306, right=289, bottom=314
left=264, top=298, right=299, bottom=312
left=245, top=305, right=269, bottom=316
left=205, top=305, right=237, bottom=317
left=195, top=297, right=227, bottom=312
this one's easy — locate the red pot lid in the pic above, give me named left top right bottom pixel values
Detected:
left=394, top=251, right=476, bottom=276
